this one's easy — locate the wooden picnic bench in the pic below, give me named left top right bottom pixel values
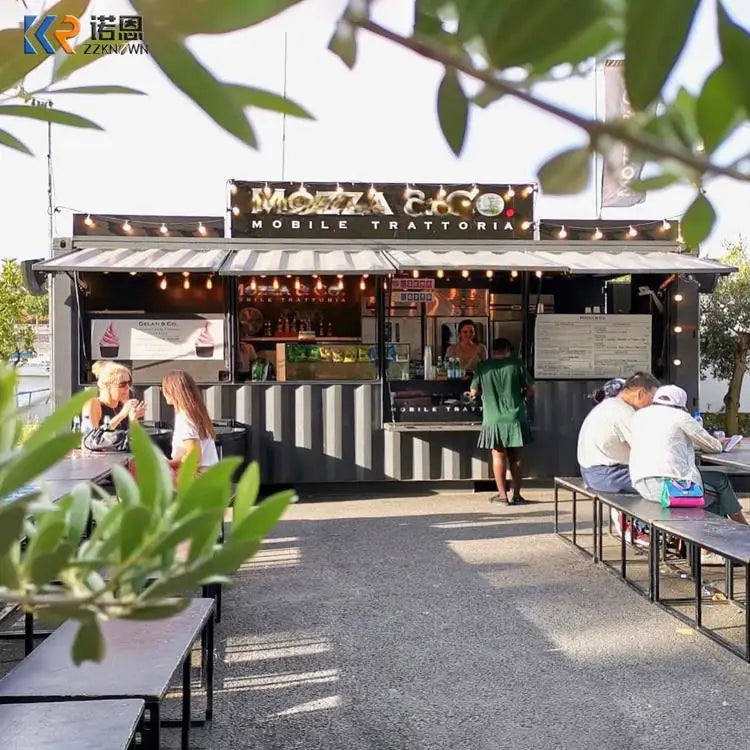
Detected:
left=0, top=699, right=144, bottom=750
left=0, top=597, right=215, bottom=750
left=554, top=475, right=750, bottom=662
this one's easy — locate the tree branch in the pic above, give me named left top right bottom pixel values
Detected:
left=348, top=16, right=750, bottom=183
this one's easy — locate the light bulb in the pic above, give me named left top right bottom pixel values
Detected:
left=363, top=273, right=369, bottom=279
left=122, top=220, right=132, bottom=232
left=367, top=184, right=376, bottom=199
left=627, top=225, right=638, bottom=238
left=273, top=278, right=280, bottom=290
left=159, top=277, right=167, bottom=290
left=535, top=270, right=543, bottom=278
left=593, top=228, right=603, bottom=240
left=230, top=182, right=238, bottom=195
left=661, top=219, right=671, bottom=231
left=383, top=279, right=388, bottom=290
left=183, top=277, right=190, bottom=290
left=294, top=278, right=301, bottom=291
left=156, top=271, right=163, bottom=277
left=674, top=293, right=684, bottom=302
left=673, top=326, right=683, bottom=333
left=673, top=358, right=682, bottom=366
left=338, top=279, right=344, bottom=291
left=250, top=278, right=257, bottom=291
left=437, top=269, right=445, bottom=278
left=84, top=214, right=95, bottom=228
left=232, top=206, right=240, bottom=216
left=486, top=270, right=494, bottom=278
left=359, top=278, right=366, bottom=291
left=336, top=183, right=343, bottom=193
left=336, top=274, right=344, bottom=279
left=505, top=186, right=515, bottom=199
left=129, top=271, right=136, bottom=276
left=160, top=223, right=168, bottom=234
left=437, top=185, right=446, bottom=199
left=461, top=269, right=470, bottom=278
left=511, top=270, right=519, bottom=278
left=521, top=220, right=532, bottom=230
left=558, top=226, right=567, bottom=239
left=316, top=278, right=323, bottom=291
left=206, top=276, right=213, bottom=290
left=182, top=271, right=189, bottom=277
left=198, top=222, right=207, bottom=236
left=522, top=185, right=534, bottom=197
left=412, top=269, right=420, bottom=278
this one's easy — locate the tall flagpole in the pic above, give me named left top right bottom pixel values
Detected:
left=281, top=32, right=288, bottom=181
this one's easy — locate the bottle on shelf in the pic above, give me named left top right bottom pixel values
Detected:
left=327, top=321, right=333, bottom=337
left=276, top=316, right=284, bottom=335
left=318, top=319, right=325, bottom=337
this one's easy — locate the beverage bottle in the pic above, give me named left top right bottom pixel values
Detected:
left=102, top=415, right=111, bottom=431
left=693, top=410, right=703, bottom=428
left=72, top=416, right=81, bottom=433
left=81, top=414, right=93, bottom=435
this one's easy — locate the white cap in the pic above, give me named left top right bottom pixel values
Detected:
left=652, top=385, right=687, bottom=409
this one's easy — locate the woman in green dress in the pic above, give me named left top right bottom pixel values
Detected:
left=469, top=338, right=534, bottom=505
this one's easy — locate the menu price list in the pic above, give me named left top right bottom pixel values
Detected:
left=534, top=314, right=652, bottom=379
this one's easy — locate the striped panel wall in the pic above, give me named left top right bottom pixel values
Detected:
left=140, top=380, right=597, bottom=484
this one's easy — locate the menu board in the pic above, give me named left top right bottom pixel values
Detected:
left=534, top=314, right=651, bottom=379
left=91, top=316, right=225, bottom=361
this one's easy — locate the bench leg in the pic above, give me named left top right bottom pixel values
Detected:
left=572, top=491, right=577, bottom=548
left=693, top=545, right=702, bottom=628
left=592, top=498, right=599, bottom=563
left=554, top=482, right=559, bottom=534
left=653, top=530, right=661, bottom=602
left=620, top=514, right=627, bottom=580
left=24, top=613, right=33, bottom=655
left=181, top=654, right=191, bottom=750
left=648, top=528, right=656, bottom=602
left=206, top=613, right=215, bottom=722
left=725, top=559, right=735, bottom=601
left=745, top=564, right=750, bottom=662
left=149, top=700, right=161, bottom=750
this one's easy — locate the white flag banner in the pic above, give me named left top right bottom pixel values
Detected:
left=601, top=59, right=645, bottom=208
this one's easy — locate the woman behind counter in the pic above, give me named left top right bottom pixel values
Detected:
left=445, top=319, right=488, bottom=374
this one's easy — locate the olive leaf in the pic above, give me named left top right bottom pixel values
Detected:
left=437, top=68, right=469, bottom=156
left=0, top=105, right=103, bottom=131
left=538, top=146, right=591, bottom=194
left=681, top=192, right=716, bottom=248
left=328, top=19, right=358, bottom=69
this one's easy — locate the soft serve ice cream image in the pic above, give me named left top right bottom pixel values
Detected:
left=99, top=322, right=120, bottom=358
left=195, top=321, right=215, bottom=358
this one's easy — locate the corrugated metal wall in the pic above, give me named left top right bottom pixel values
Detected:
left=139, top=380, right=600, bottom=484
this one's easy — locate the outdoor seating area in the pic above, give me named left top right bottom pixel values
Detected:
left=554, top=448, right=750, bottom=661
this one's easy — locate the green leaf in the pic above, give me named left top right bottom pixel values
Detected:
left=47, top=85, right=147, bottom=96
left=128, top=422, right=172, bottom=513
left=150, top=512, right=220, bottom=558
left=414, top=0, right=445, bottom=36
left=198, top=538, right=261, bottom=578
left=0, top=502, right=29, bottom=558
left=52, top=38, right=128, bottom=83
left=0, top=432, right=80, bottom=499
left=0, top=0, right=89, bottom=91
left=111, top=464, right=140, bottom=508
left=0, top=105, right=103, bottom=131
left=234, top=461, right=260, bottom=526
left=0, top=129, right=33, bottom=155
left=472, top=85, right=504, bottom=109
left=230, top=489, right=296, bottom=543
left=141, top=26, right=257, bottom=147
left=328, top=20, right=357, bottom=69
left=0, top=551, right=20, bottom=589
left=437, top=68, right=469, bottom=156
left=72, top=618, right=104, bottom=665
left=176, top=458, right=241, bottom=521
left=696, top=65, right=744, bottom=153
left=624, top=0, right=699, bottom=109
left=629, top=173, right=680, bottom=192
left=133, top=0, right=303, bottom=36
left=120, top=506, right=152, bottom=561
left=29, top=541, right=72, bottom=587
left=538, top=146, right=591, bottom=194
left=123, top=599, right=191, bottom=620
left=681, top=192, right=716, bottom=247
left=225, top=84, right=313, bottom=119
left=176, top=448, right=200, bottom=503
left=23, top=517, right=66, bottom=575
left=62, top=483, right=91, bottom=545
left=718, top=3, right=750, bottom=114
left=24, top=388, right=93, bottom=452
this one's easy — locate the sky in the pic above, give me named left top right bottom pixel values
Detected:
left=1, top=0, right=749, bottom=261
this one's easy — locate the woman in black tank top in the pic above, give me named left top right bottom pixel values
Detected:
left=82, top=362, right=145, bottom=430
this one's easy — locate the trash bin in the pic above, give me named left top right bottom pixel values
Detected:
left=142, top=420, right=172, bottom=456
left=212, top=419, right=250, bottom=475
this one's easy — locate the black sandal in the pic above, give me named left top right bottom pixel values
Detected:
left=489, top=494, right=507, bottom=504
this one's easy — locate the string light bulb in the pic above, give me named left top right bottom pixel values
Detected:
left=230, top=182, right=238, bottom=195
left=412, top=269, right=420, bottom=278
left=486, top=270, right=494, bottom=278
left=84, top=214, right=95, bottom=228
left=522, top=185, right=534, bottom=198
left=535, top=270, right=543, bottom=278
left=338, top=278, right=344, bottom=291
left=673, top=358, right=682, bottom=366
left=521, top=220, right=532, bottom=230
left=674, top=293, right=684, bottom=302
left=437, top=269, right=445, bottom=278
left=673, top=325, right=683, bottom=333
left=437, top=185, right=446, bottom=199
left=627, top=225, right=638, bottom=238
left=159, top=276, right=167, bottom=290
left=272, top=277, right=280, bottom=290
left=156, top=271, right=163, bottom=276
left=160, top=223, right=168, bottom=235
left=129, top=271, right=137, bottom=276
left=206, top=276, right=213, bottom=290
left=294, top=277, right=301, bottom=291
left=504, top=186, right=515, bottom=200
left=249, top=277, right=257, bottom=291
left=359, top=278, right=366, bottom=291
left=558, top=225, right=567, bottom=239
left=461, top=269, right=470, bottom=278
left=232, top=206, right=240, bottom=216
left=511, top=270, right=519, bottom=278
left=198, top=221, right=207, bottom=236
left=336, top=182, right=343, bottom=193
left=593, top=227, right=603, bottom=240
left=661, top=219, right=672, bottom=231
left=316, top=278, right=323, bottom=291
left=367, top=184, right=376, bottom=199
left=122, top=219, right=132, bottom=232
left=183, top=276, right=190, bottom=290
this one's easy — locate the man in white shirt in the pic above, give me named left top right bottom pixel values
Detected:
left=577, top=372, right=660, bottom=493
left=629, top=384, right=747, bottom=525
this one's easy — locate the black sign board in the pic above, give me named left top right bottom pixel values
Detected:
left=230, top=181, right=535, bottom=240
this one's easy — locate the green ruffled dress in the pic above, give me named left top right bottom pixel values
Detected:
left=471, top=358, right=533, bottom=449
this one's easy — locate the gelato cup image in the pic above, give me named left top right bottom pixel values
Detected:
left=99, top=322, right=120, bottom=358
left=195, top=321, right=215, bottom=358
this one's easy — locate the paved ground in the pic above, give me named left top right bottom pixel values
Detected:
left=3, top=488, right=750, bottom=749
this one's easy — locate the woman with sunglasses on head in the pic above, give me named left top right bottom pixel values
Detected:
left=161, top=370, right=218, bottom=473
left=82, top=361, right=145, bottom=430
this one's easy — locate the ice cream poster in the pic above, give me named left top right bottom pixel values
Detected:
left=91, top=318, right=225, bottom=361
